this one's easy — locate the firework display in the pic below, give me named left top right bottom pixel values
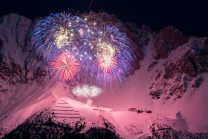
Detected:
left=31, top=12, right=135, bottom=85
left=85, top=25, right=135, bottom=85
left=50, top=52, right=80, bottom=81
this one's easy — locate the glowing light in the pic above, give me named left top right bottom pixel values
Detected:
left=72, top=84, right=102, bottom=98
left=79, top=28, right=84, bottom=37
left=50, top=52, right=79, bottom=81
left=97, top=42, right=116, bottom=57
left=98, top=54, right=116, bottom=72
left=54, top=27, right=69, bottom=49
left=86, top=99, right=93, bottom=107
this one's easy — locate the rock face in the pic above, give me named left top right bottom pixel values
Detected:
left=0, top=14, right=47, bottom=104
left=147, top=26, right=208, bottom=102
left=149, top=37, right=208, bottom=101
left=152, top=26, right=188, bottom=60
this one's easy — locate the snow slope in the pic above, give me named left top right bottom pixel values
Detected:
left=1, top=97, right=202, bottom=138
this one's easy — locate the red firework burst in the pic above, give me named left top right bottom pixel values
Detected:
left=50, top=52, right=79, bottom=80
left=97, top=54, right=117, bottom=72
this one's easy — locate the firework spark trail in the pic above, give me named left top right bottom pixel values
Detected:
left=31, top=12, right=135, bottom=86
left=50, top=52, right=80, bottom=82
left=32, top=12, right=92, bottom=63
left=81, top=23, right=135, bottom=86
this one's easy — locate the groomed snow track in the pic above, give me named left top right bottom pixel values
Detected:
left=51, top=98, right=83, bottom=123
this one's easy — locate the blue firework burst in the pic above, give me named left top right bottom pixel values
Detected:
left=31, top=12, right=135, bottom=86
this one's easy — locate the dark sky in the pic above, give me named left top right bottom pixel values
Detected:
left=0, top=0, right=208, bottom=37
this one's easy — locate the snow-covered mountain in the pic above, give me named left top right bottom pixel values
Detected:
left=0, top=13, right=208, bottom=138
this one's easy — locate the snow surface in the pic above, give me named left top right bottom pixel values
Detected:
left=0, top=96, right=190, bottom=138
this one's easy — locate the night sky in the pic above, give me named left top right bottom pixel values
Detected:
left=0, top=0, right=208, bottom=37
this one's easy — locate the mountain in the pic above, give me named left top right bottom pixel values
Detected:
left=0, top=13, right=208, bottom=138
